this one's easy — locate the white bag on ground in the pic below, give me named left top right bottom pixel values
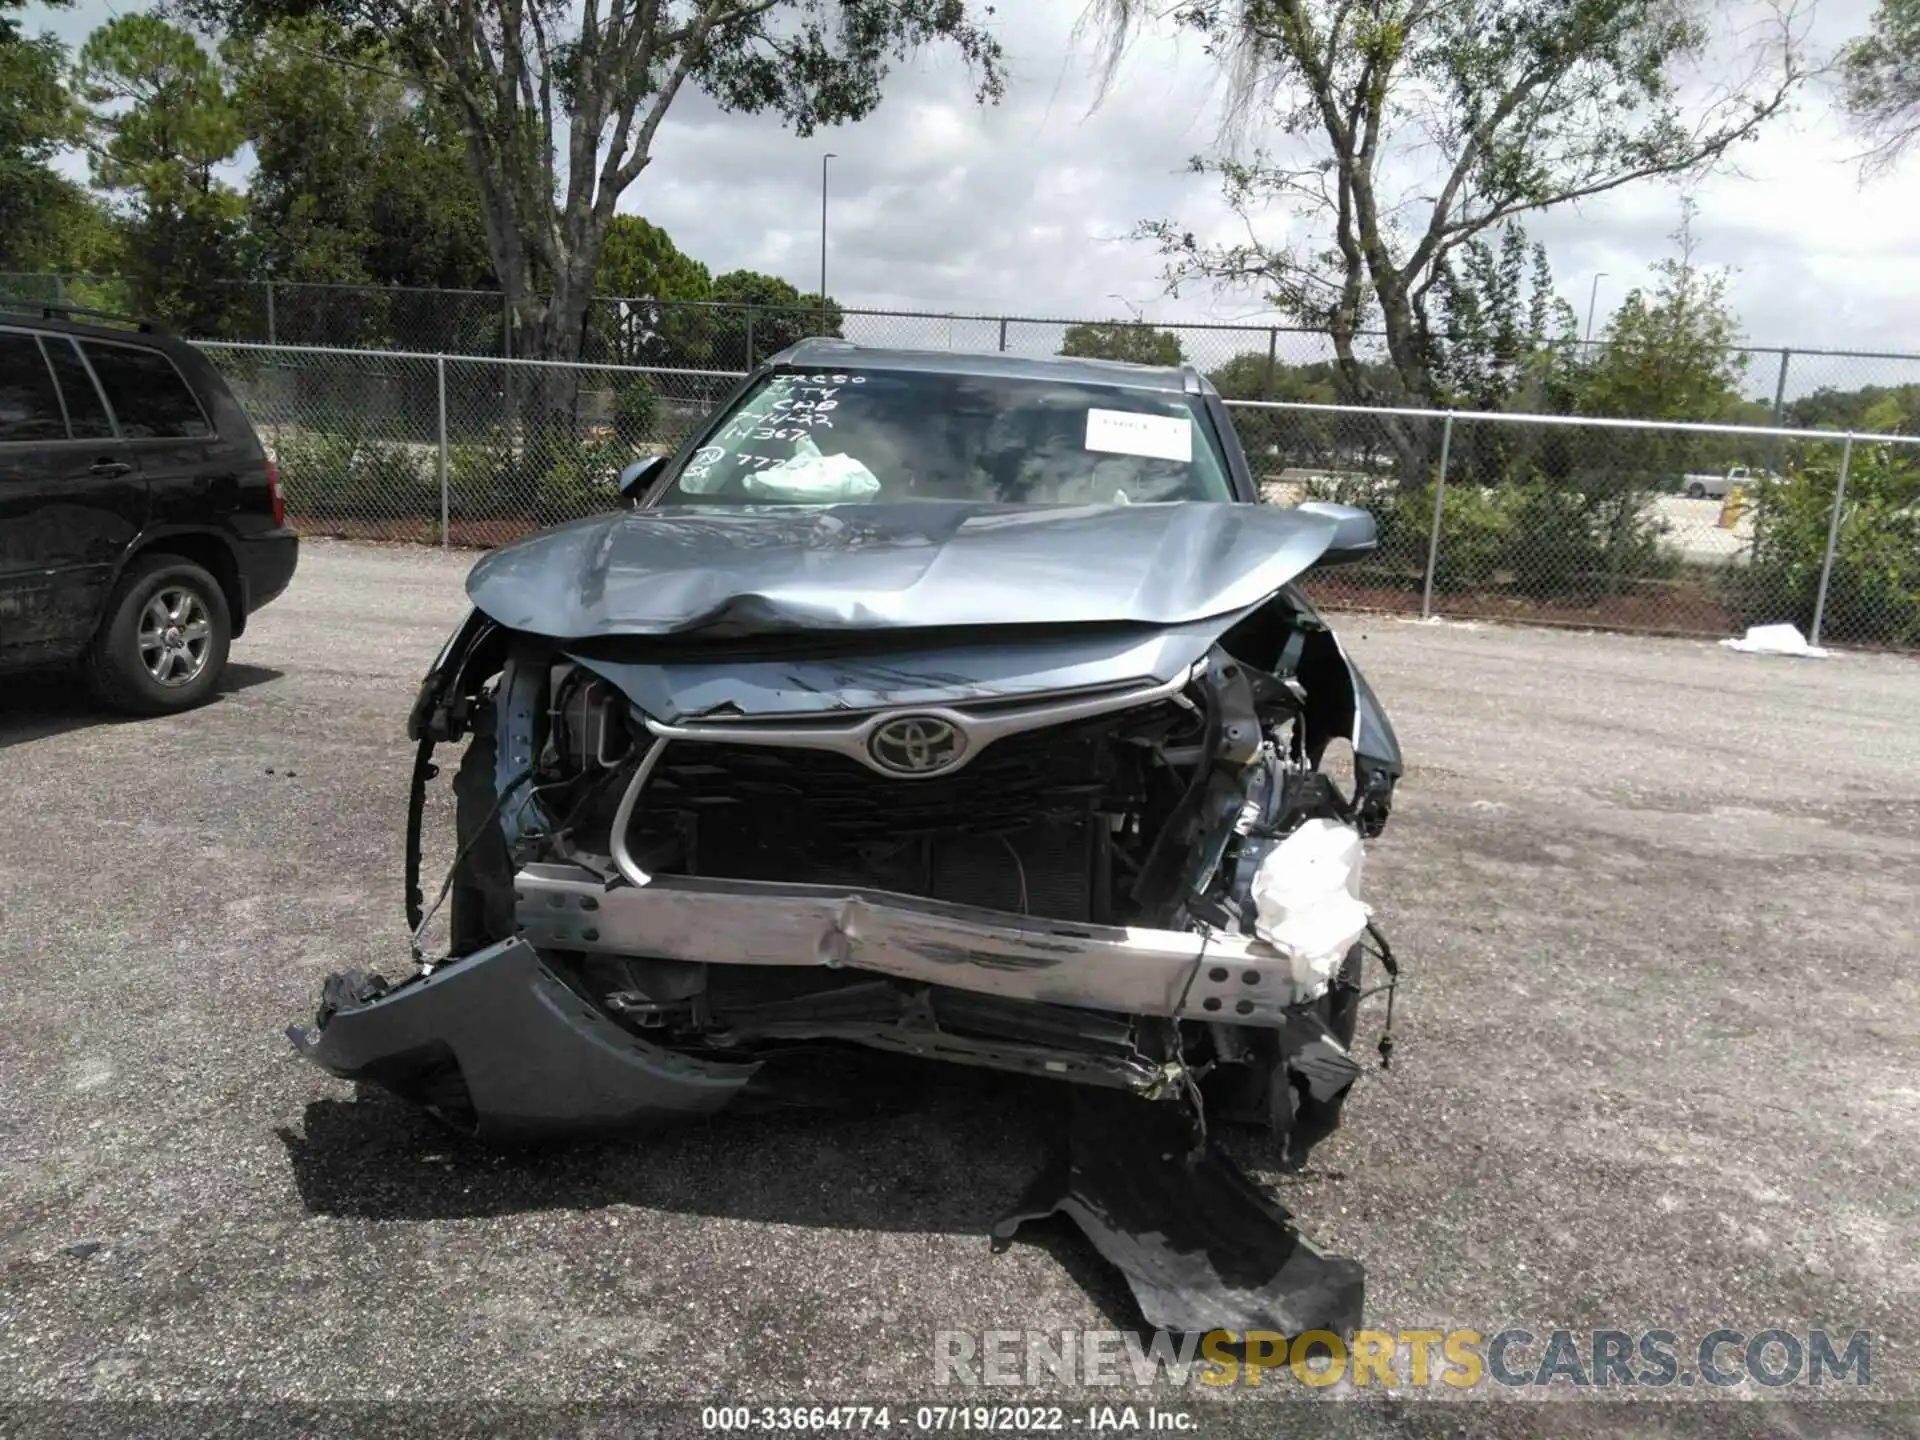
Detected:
left=1249, top=818, right=1371, bottom=992
left=1719, top=623, right=1829, bottom=658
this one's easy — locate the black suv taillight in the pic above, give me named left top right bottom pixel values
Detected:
left=266, top=458, right=286, bottom=526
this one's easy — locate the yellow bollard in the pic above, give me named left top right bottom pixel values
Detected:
left=1718, top=485, right=1746, bottom=529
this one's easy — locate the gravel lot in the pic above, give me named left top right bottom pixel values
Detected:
left=1, top=539, right=1916, bottom=1436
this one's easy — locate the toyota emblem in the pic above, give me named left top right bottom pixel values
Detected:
left=867, top=715, right=966, bottom=776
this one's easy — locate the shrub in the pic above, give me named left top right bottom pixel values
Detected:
left=613, top=375, right=660, bottom=445
left=446, top=441, right=523, bottom=521
left=1739, top=448, right=1920, bottom=645
left=1310, top=473, right=1675, bottom=596
left=273, top=431, right=436, bottom=520
left=1387, top=482, right=1513, bottom=590
left=1506, top=479, right=1676, bottom=595
left=534, top=437, right=632, bottom=525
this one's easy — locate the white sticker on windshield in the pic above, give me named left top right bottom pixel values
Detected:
left=1085, top=408, right=1193, bottom=463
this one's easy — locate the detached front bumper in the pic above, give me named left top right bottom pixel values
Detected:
left=289, top=936, right=758, bottom=1140
left=290, top=892, right=1374, bottom=1337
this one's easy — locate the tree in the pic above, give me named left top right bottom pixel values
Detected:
left=1058, top=320, right=1185, bottom=366
left=1576, top=240, right=1749, bottom=429
left=1786, top=384, right=1920, bottom=434
left=1207, top=350, right=1397, bottom=402
left=1212, top=352, right=1340, bottom=474
left=224, top=17, right=493, bottom=293
left=1743, top=444, right=1920, bottom=644
left=1561, top=217, right=1752, bottom=573
left=1427, top=222, right=1582, bottom=484
left=0, top=0, right=109, bottom=271
left=1431, top=224, right=1578, bottom=415
left=590, top=214, right=714, bottom=365
left=600, top=215, right=712, bottom=302
left=1088, top=0, right=1804, bottom=464
left=75, top=14, right=250, bottom=333
left=1841, top=0, right=1920, bottom=174
left=1207, top=351, right=1275, bottom=401
left=181, top=0, right=1002, bottom=430
left=710, top=269, right=843, bottom=367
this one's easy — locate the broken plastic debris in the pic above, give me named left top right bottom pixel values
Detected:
left=1249, top=818, right=1370, bottom=994
left=1719, top=623, right=1829, bottom=658
left=991, top=1089, right=1364, bottom=1336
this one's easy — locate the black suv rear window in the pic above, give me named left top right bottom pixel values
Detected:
left=43, top=337, right=114, bottom=439
left=0, top=332, right=67, bottom=443
left=81, top=341, right=211, bottom=440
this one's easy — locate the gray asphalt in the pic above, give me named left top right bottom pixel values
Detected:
left=1, top=539, right=1916, bottom=1433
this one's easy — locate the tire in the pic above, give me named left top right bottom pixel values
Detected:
left=85, top=553, right=232, bottom=715
left=1686, top=483, right=1706, bottom=499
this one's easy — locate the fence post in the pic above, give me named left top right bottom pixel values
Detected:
left=1420, top=414, right=1454, bottom=621
left=1768, top=347, right=1792, bottom=475
left=1264, top=328, right=1278, bottom=400
left=998, top=318, right=1008, bottom=353
left=503, top=297, right=512, bottom=360
left=436, top=354, right=450, bottom=551
left=744, top=307, right=754, bottom=369
left=1808, top=433, right=1853, bottom=648
left=265, top=280, right=276, bottom=346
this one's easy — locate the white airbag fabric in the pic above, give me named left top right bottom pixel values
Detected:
left=742, top=446, right=881, bottom=500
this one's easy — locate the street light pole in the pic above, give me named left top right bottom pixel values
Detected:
left=1584, top=272, right=1609, bottom=345
left=819, top=152, right=836, bottom=331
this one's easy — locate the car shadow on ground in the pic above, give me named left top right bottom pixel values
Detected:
left=0, top=662, right=283, bottom=748
left=278, top=1057, right=1156, bottom=1330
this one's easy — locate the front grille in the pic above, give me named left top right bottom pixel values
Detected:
left=634, top=700, right=1186, bottom=918
left=644, top=703, right=1178, bottom=845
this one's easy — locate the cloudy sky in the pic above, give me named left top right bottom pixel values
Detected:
left=24, top=0, right=1920, bottom=367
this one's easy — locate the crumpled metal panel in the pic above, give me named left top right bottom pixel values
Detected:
left=561, top=618, right=1223, bottom=724
left=464, top=501, right=1346, bottom=640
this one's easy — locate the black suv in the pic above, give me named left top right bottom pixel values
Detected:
left=0, top=304, right=297, bottom=713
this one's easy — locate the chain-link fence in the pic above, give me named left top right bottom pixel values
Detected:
left=192, top=342, right=1920, bottom=649
left=197, top=341, right=743, bottom=547
left=1223, top=400, right=1920, bottom=648
left=19, top=271, right=1920, bottom=409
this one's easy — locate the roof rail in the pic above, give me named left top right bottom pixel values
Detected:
left=0, top=299, right=168, bottom=335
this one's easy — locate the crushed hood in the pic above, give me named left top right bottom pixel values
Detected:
left=465, top=500, right=1345, bottom=640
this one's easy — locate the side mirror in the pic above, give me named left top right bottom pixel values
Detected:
left=1296, top=500, right=1378, bottom=566
left=617, top=454, right=669, bottom=501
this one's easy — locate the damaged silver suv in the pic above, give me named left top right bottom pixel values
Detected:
left=292, top=340, right=1403, bottom=1335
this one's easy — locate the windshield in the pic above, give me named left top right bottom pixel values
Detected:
left=658, top=368, right=1235, bottom=506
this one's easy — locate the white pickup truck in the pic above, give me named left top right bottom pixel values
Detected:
left=1681, top=465, right=1767, bottom=500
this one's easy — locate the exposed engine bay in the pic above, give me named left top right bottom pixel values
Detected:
left=294, top=599, right=1399, bottom=1335
left=290, top=476, right=1405, bottom=1339
left=410, top=588, right=1395, bottom=1139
